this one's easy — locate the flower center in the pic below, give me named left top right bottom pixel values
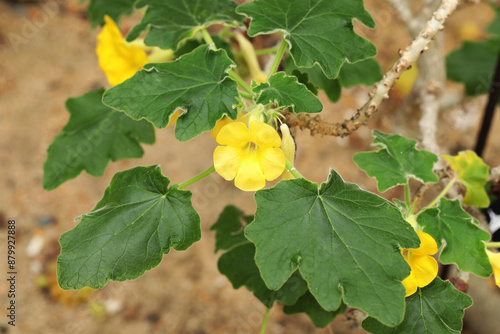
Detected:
left=245, top=141, right=258, bottom=152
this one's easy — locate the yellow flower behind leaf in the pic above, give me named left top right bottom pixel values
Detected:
left=486, top=250, right=500, bottom=288
left=214, top=121, right=286, bottom=191
left=401, top=231, right=439, bottom=297
left=96, top=15, right=149, bottom=86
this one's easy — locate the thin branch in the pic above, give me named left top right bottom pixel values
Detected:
left=385, top=0, right=420, bottom=35
left=285, top=0, right=460, bottom=137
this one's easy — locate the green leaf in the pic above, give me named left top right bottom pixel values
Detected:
left=338, top=58, right=383, bottom=88
left=218, top=243, right=308, bottom=308
left=417, top=199, right=492, bottom=277
left=446, top=37, right=500, bottom=96
left=252, top=72, right=323, bottom=113
left=43, top=88, right=155, bottom=190
left=237, top=0, right=377, bottom=79
left=103, top=45, right=238, bottom=141
left=127, top=0, right=243, bottom=49
left=246, top=170, right=420, bottom=326
left=353, top=131, right=438, bottom=192
left=285, top=56, right=382, bottom=102
left=362, top=277, right=473, bottom=334
left=210, top=205, right=252, bottom=252
left=283, top=292, right=345, bottom=328
left=212, top=205, right=308, bottom=308
left=57, top=166, right=201, bottom=289
left=290, top=70, right=319, bottom=96
left=442, top=150, right=490, bottom=207
left=87, top=0, right=136, bottom=28
left=487, top=5, right=500, bottom=36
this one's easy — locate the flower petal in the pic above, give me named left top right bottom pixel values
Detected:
left=249, top=121, right=281, bottom=148
left=411, top=231, right=438, bottom=255
left=402, top=273, right=418, bottom=297
left=96, top=16, right=148, bottom=86
left=210, top=113, right=247, bottom=139
left=216, top=122, right=250, bottom=146
left=258, top=147, right=286, bottom=181
left=234, top=153, right=266, bottom=191
left=214, top=146, right=243, bottom=181
left=407, top=254, right=438, bottom=289
left=487, top=250, right=500, bottom=288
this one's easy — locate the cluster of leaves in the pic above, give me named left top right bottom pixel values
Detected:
left=44, top=0, right=498, bottom=333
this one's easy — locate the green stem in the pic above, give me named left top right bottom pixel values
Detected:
left=201, top=28, right=216, bottom=50
left=486, top=242, right=500, bottom=248
left=178, top=166, right=215, bottom=189
left=285, top=159, right=304, bottom=179
left=404, top=184, right=410, bottom=208
left=234, top=47, right=279, bottom=57
left=228, top=70, right=253, bottom=94
left=260, top=308, right=270, bottom=334
left=426, top=178, right=456, bottom=209
left=268, top=39, right=287, bottom=76
left=239, top=91, right=254, bottom=100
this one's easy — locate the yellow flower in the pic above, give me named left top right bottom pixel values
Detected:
left=486, top=250, right=500, bottom=288
left=96, top=15, right=149, bottom=86
left=401, top=231, right=439, bottom=297
left=214, top=121, right=286, bottom=191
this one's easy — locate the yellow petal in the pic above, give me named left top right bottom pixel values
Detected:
left=487, top=250, right=500, bottom=288
left=216, top=122, right=251, bottom=146
left=249, top=121, right=281, bottom=148
left=402, top=273, right=418, bottom=297
left=96, top=15, right=148, bottom=86
left=214, top=146, right=243, bottom=181
left=210, top=113, right=247, bottom=139
left=411, top=231, right=438, bottom=256
left=234, top=153, right=266, bottom=191
left=407, top=254, right=438, bottom=289
left=258, top=147, right=286, bottom=181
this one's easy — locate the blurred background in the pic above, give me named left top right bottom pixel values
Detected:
left=1, top=0, right=500, bottom=333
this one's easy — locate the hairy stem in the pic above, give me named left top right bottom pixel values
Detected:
left=268, top=39, right=287, bottom=76
left=178, top=166, right=216, bottom=189
left=426, top=178, right=456, bottom=208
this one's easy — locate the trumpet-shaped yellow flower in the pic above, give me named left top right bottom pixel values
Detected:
left=401, top=231, right=439, bottom=297
left=96, top=15, right=149, bottom=86
left=486, top=250, right=500, bottom=288
left=214, top=121, right=286, bottom=191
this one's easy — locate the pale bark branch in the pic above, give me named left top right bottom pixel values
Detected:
left=285, top=0, right=460, bottom=137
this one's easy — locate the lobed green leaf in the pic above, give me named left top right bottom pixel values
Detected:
left=283, top=292, right=346, bottom=328
left=363, top=278, right=473, bottom=334
left=246, top=170, right=420, bottom=326
left=43, top=88, right=155, bottom=190
left=127, top=0, right=244, bottom=50
left=103, top=45, right=239, bottom=141
left=57, top=166, right=201, bottom=289
left=237, top=0, right=377, bottom=79
left=353, top=131, right=438, bottom=192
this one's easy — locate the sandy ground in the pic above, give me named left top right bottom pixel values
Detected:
left=1, top=1, right=500, bottom=333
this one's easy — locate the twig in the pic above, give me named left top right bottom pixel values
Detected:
left=385, top=0, right=420, bottom=35
left=285, top=0, right=460, bottom=137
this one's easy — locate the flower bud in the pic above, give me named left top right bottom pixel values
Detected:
left=280, top=124, right=295, bottom=180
